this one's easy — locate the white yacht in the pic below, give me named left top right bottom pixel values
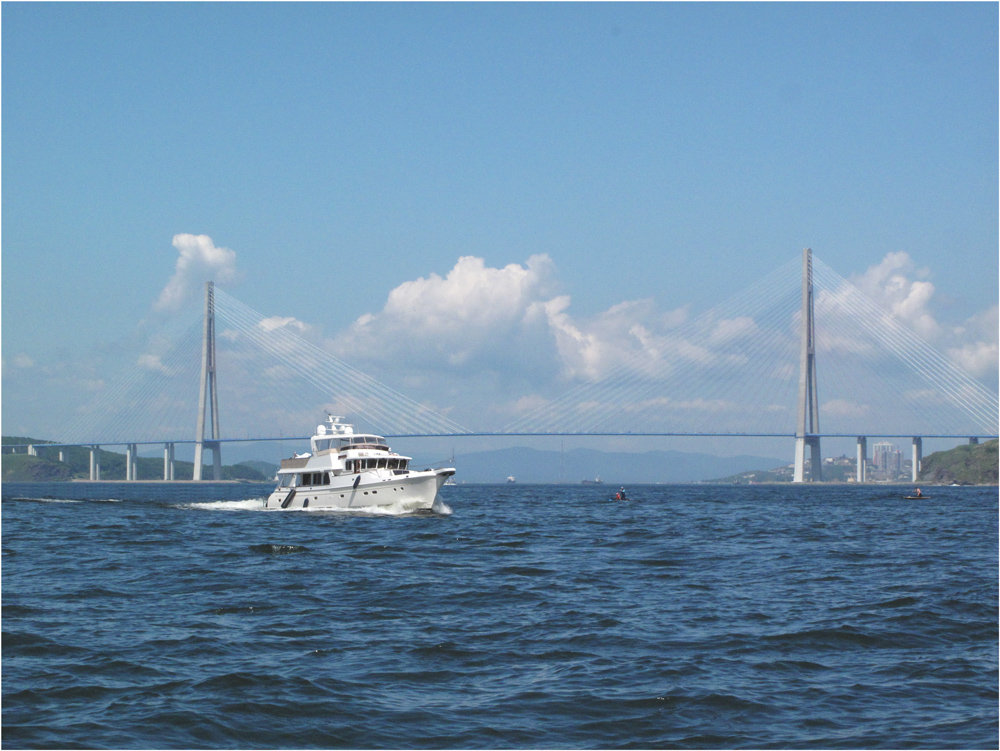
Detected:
left=265, top=416, right=455, bottom=511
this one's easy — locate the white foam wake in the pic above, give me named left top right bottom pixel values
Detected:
left=180, top=498, right=268, bottom=511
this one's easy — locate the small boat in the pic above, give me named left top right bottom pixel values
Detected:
left=265, top=416, right=454, bottom=510
left=903, top=495, right=930, bottom=500
left=507, top=475, right=516, bottom=483
left=581, top=476, right=604, bottom=485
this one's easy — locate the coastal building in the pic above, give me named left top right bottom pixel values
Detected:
left=872, top=441, right=902, bottom=474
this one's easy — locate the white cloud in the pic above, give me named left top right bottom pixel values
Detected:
left=331, top=254, right=560, bottom=372
left=946, top=305, right=999, bottom=380
left=13, top=354, right=34, bottom=368
left=850, top=252, right=997, bottom=382
left=710, top=316, right=757, bottom=344
left=329, top=254, right=697, bottom=392
left=154, top=234, right=240, bottom=312
left=137, top=354, right=172, bottom=375
left=850, top=251, right=939, bottom=339
left=259, top=316, right=311, bottom=334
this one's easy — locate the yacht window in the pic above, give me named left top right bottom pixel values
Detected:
left=388, top=459, right=397, bottom=469
left=377, top=459, right=386, bottom=469
left=323, top=472, right=330, bottom=484
left=401, top=460, right=408, bottom=470
left=278, top=474, right=293, bottom=488
left=376, top=438, right=387, bottom=445
left=317, top=439, right=330, bottom=452
left=346, top=460, right=354, bottom=472
left=365, top=459, right=374, bottom=469
left=299, top=474, right=308, bottom=486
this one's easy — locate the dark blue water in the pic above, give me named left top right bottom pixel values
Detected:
left=3, top=485, right=997, bottom=749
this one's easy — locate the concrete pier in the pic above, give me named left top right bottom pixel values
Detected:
left=911, top=437, right=922, bottom=483
left=163, top=443, right=175, bottom=481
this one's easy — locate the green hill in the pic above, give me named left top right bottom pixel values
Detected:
left=920, top=439, right=998, bottom=485
left=3, top=454, right=74, bottom=482
left=2, top=436, right=269, bottom=482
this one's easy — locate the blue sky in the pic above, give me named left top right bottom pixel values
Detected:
left=3, top=3, right=997, bottom=458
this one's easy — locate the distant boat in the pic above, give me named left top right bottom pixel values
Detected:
left=507, top=475, right=516, bottom=483
left=581, top=476, right=604, bottom=485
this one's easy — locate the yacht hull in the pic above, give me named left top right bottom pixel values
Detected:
left=265, top=468, right=454, bottom=511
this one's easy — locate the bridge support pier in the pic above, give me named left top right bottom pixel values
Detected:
left=193, top=441, right=222, bottom=481
left=911, top=437, right=922, bottom=482
left=856, top=437, right=867, bottom=483
left=125, top=444, right=137, bottom=481
left=793, top=436, right=822, bottom=482
left=28, top=444, right=37, bottom=457
left=164, top=443, right=175, bottom=481
left=969, top=437, right=979, bottom=445
left=59, top=450, right=65, bottom=463
left=90, top=445, right=102, bottom=481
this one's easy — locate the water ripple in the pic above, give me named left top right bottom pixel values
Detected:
left=2, top=484, right=996, bottom=748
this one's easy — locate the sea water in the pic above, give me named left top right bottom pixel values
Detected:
left=2, top=484, right=997, bottom=748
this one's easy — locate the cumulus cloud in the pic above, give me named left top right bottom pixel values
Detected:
left=259, top=316, right=311, bottom=334
left=850, top=252, right=997, bottom=381
left=331, top=254, right=560, bottom=371
left=154, top=234, right=240, bottom=312
left=850, top=251, right=939, bottom=339
left=137, top=354, right=172, bottom=375
left=328, top=254, right=694, bottom=389
left=946, top=305, right=999, bottom=380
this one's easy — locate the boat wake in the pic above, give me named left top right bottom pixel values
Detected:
left=180, top=498, right=268, bottom=512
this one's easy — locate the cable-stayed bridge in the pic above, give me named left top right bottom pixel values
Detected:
left=6, top=249, right=997, bottom=483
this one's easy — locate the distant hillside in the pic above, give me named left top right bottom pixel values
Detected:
left=2, top=436, right=269, bottom=482
left=452, top=446, right=787, bottom=484
left=238, top=460, right=279, bottom=479
left=3, top=454, right=74, bottom=482
left=920, top=440, right=998, bottom=485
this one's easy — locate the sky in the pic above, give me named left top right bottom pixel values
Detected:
left=3, top=2, right=997, bottom=462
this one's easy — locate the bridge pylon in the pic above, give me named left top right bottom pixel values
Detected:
left=793, top=248, right=822, bottom=482
left=193, top=281, right=222, bottom=481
